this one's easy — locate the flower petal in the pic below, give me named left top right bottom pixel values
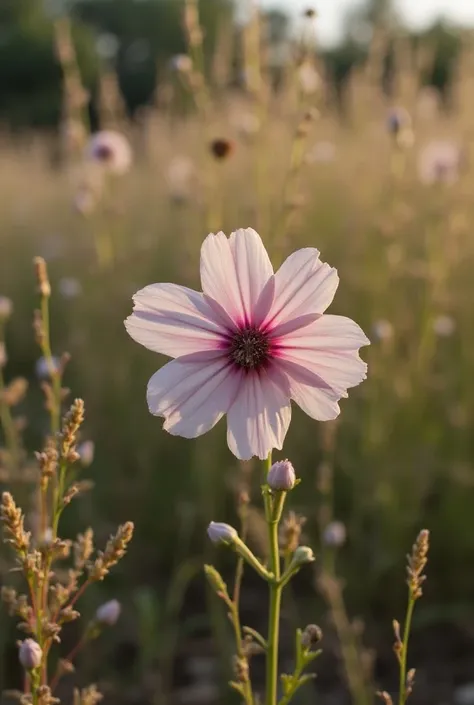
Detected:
left=277, top=314, right=370, bottom=351
left=276, top=315, right=369, bottom=399
left=125, top=283, right=228, bottom=358
left=265, top=248, right=339, bottom=330
left=226, top=366, right=291, bottom=460
left=200, top=229, right=273, bottom=326
left=147, top=351, right=242, bottom=438
left=288, top=379, right=341, bottom=421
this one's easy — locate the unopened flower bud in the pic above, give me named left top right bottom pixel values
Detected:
left=207, top=521, right=238, bottom=546
left=323, top=521, right=346, bottom=548
left=0, top=296, right=13, bottom=321
left=204, top=564, right=228, bottom=597
left=290, top=545, right=315, bottom=569
left=95, top=599, right=121, bottom=626
left=19, top=639, right=42, bottom=670
left=267, top=460, right=296, bottom=491
left=301, top=624, right=323, bottom=648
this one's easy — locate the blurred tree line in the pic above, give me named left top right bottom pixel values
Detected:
left=0, top=0, right=465, bottom=129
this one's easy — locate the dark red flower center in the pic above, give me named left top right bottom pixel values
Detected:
left=95, top=144, right=114, bottom=161
left=229, top=327, right=270, bottom=370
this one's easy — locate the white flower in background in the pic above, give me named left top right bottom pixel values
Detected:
left=233, top=111, right=260, bottom=139
left=169, top=54, right=193, bottom=73
left=372, top=319, right=394, bottom=341
left=433, top=315, right=455, bottom=337
left=41, top=528, right=54, bottom=547
left=77, top=440, right=95, bottom=467
left=298, top=61, right=321, bottom=95
left=85, top=130, right=132, bottom=175
left=418, top=140, right=462, bottom=185
left=59, top=277, right=83, bottom=299
left=0, top=296, right=13, bottom=321
left=166, top=156, right=196, bottom=203
left=125, top=228, right=369, bottom=460
left=95, top=599, right=121, bottom=626
left=306, top=141, right=336, bottom=164
left=96, top=33, right=120, bottom=61
left=323, top=520, right=347, bottom=548
left=35, top=356, right=60, bottom=380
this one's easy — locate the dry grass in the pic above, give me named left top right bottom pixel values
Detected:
left=1, top=29, right=474, bottom=702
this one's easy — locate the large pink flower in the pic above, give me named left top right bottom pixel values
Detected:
left=125, top=228, right=369, bottom=460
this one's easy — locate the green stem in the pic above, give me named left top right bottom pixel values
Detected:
left=30, top=669, right=40, bottom=705
left=232, top=505, right=254, bottom=704
left=234, top=538, right=273, bottom=581
left=398, top=594, right=416, bottom=705
left=277, top=663, right=305, bottom=705
left=264, top=452, right=283, bottom=705
left=40, top=295, right=61, bottom=437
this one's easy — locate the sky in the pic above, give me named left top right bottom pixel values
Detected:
left=260, top=0, right=474, bottom=46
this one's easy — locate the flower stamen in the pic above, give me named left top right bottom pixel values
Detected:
left=229, top=327, right=269, bottom=370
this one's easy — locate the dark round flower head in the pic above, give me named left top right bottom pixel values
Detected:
left=304, top=7, right=317, bottom=18
left=301, top=624, right=323, bottom=649
left=210, top=138, right=234, bottom=160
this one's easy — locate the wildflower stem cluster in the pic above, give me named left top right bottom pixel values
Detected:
left=206, top=456, right=319, bottom=705
left=0, top=260, right=134, bottom=705
left=395, top=530, right=430, bottom=705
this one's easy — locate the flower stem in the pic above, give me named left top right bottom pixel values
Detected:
left=264, top=452, right=283, bottom=705
left=398, top=594, right=416, bottom=705
left=39, top=294, right=61, bottom=438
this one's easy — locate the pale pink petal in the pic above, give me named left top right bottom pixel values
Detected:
left=147, top=351, right=242, bottom=438
left=276, top=315, right=370, bottom=350
left=275, top=315, right=368, bottom=401
left=288, top=378, right=341, bottom=421
left=252, top=275, right=276, bottom=327
left=226, top=366, right=291, bottom=460
left=264, top=248, right=339, bottom=330
left=200, top=229, right=273, bottom=326
left=125, top=283, right=228, bottom=358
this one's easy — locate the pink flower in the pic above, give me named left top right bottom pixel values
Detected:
left=85, top=131, right=132, bottom=175
left=125, top=229, right=369, bottom=460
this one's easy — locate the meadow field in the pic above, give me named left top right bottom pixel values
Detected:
left=1, top=8, right=474, bottom=705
